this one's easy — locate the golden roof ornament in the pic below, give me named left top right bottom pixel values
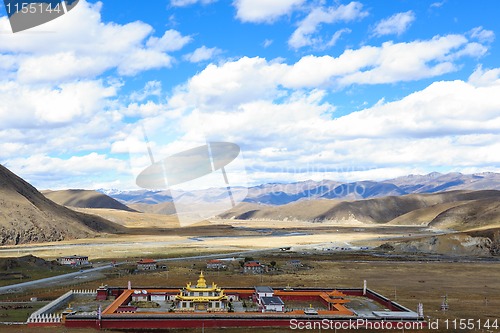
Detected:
left=196, top=271, right=207, bottom=288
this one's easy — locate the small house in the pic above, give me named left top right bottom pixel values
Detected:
left=206, top=259, right=227, bottom=270
left=244, top=261, right=263, bottom=274
left=137, top=259, right=157, bottom=271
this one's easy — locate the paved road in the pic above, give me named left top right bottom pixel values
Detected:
left=0, top=248, right=279, bottom=294
left=0, top=264, right=114, bottom=294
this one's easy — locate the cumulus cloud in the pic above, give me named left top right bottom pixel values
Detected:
left=289, top=1, right=368, bottom=49
left=0, top=0, right=196, bottom=189
left=372, top=11, right=415, bottom=37
left=172, top=57, right=288, bottom=110
left=172, top=33, right=485, bottom=102
left=0, top=80, right=117, bottom=129
left=329, top=80, right=500, bottom=139
left=166, top=69, right=500, bottom=184
left=183, top=45, right=222, bottom=63
left=141, top=34, right=499, bottom=184
left=4, top=153, right=128, bottom=189
left=146, top=29, right=193, bottom=52
left=0, top=0, right=190, bottom=82
left=233, top=0, right=305, bottom=23
left=1, top=1, right=496, bottom=189
left=469, top=26, right=495, bottom=43
left=468, top=65, right=500, bottom=86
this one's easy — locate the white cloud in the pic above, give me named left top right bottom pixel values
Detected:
left=469, top=26, right=495, bottom=43
left=263, top=39, right=273, bottom=48
left=430, top=1, right=445, bottom=8
left=170, top=71, right=500, bottom=183
left=183, top=46, right=222, bottom=63
left=1, top=0, right=496, bottom=189
left=289, top=1, right=368, bottom=49
left=165, top=33, right=489, bottom=112
left=130, top=81, right=163, bottom=102
left=372, top=11, right=415, bottom=37
left=0, top=80, right=117, bottom=129
left=145, top=40, right=500, bottom=185
left=286, top=34, right=479, bottom=87
left=468, top=65, right=500, bottom=87
left=336, top=35, right=471, bottom=85
left=170, top=0, right=216, bottom=7
left=330, top=79, right=500, bottom=139
left=146, top=29, right=193, bottom=52
left=4, top=153, right=128, bottom=190
left=172, top=57, right=288, bottom=110
left=233, top=0, right=305, bottom=23
left=326, top=28, right=351, bottom=48
left=119, top=101, right=166, bottom=118
left=0, top=1, right=191, bottom=82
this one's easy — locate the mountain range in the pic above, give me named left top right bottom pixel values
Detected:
left=102, top=171, right=500, bottom=207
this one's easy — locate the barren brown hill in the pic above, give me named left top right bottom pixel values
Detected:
left=428, top=197, right=500, bottom=231
left=42, top=189, right=136, bottom=212
left=387, top=201, right=472, bottom=226
left=129, top=202, right=176, bottom=215
left=381, top=232, right=497, bottom=257
left=219, top=200, right=342, bottom=221
left=219, top=190, right=500, bottom=224
left=0, top=164, right=126, bottom=245
left=73, top=207, right=179, bottom=229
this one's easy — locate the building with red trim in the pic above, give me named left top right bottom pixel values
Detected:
left=27, top=272, right=426, bottom=330
left=137, top=259, right=157, bottom=271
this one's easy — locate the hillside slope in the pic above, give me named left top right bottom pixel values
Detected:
left=219, top=190, right=500, bottom=226
left=428, top=198, right=500, bottom=231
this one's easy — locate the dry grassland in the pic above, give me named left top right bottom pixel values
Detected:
left=0, top=230, right=414, bottom=261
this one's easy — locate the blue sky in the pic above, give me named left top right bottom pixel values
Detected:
left=0, top=0, right=499, bottom=190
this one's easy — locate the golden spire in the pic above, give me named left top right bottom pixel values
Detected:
left=196, top=271, right=207, bottom=288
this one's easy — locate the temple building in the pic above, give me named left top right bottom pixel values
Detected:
left=175, top=272, right=228, bottom=312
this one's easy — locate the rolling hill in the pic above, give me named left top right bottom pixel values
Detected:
left=42, top=189, right=136, bottom=212
left=128, top=202, right=176, bottom=215
left=0, top=164, right=126, bottom=245
left=428, top=197, right=500, bottom=231
left=218, top=190, right=500, bottom=228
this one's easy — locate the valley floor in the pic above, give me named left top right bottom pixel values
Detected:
left=0, top=220, right=498, bottom=332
